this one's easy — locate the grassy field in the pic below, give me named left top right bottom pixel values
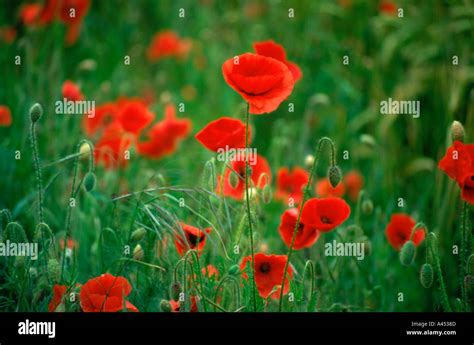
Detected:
left=0, top=0, right=473, bottom=312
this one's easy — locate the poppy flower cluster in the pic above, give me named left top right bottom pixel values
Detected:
left=385, top=213, right=425, bottom=250
left=147, top=30, right=192, bottom=62
left=316, top=170, right=364, bottom=201
left=49, top=273, right=137, bottom=312
left=278, top=197, right=351, bottom=250
left=82, top=98, right=191, bottom=169
left=438, top=141, right=474, bottom=204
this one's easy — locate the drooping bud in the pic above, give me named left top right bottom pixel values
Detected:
left=29, top=103, right=43, bottom=123
left=400, top=240, right=416, bottom=266
left=160, top=299, right=172, bottom=312
left=261, top=184, right=272, bottom=204
left=83, top=172, right=96, bottom=192
left=79, top=142, right=91, bottom=159
left=361, top=199, right=374, bottom=215
left=47, top=258, right=61, bottom=282
left=228, top=264, right=240, bottom=276
left=327, top=165, right=342, bottom=188
left=419, top=263, right=434, bottom=288
left=133, top=244, right=144, bottom=261
left=131, top=228, right=146, bottom=242
left=450, top=120, right=465, bottom=142
left=5, top=222, right=28, bottom=243
left=229, top=171, right=239, bottom=189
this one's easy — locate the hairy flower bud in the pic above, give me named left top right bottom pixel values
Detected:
left=160, top=299, right=172, bottom=312
left=133, top=244, right=144, bottom=261
left=419, top=263, right=434, bottom=288
left=29, top=103, right=43, bottom=123
left=228, top=264, right=240, bottom=276
left=400, top=240, right=416, bottom=266
left=83, top=172, right=96, bottom=192
left=261, top=184, right=272, bottom=204
left=327, top=165, right=342, bottom=188
left=450, top=120, right=465, bottom=142
left=361, top=199, right=374, bottom=215
left=131, top=228, right=146, bottom=242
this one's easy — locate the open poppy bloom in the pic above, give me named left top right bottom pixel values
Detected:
left=174, top=223, right=211, bottom=256
left=80, top=273, right=138, bottom=312
left=48, top=284, right=68, bottom=312
left=279, top=208, right=320, bottom=250
left=344, top=170, right=364, bottom=201
left=83, top=102, right=118, bottom=136
left=147, top=30, right=192, bottom=62
left=0, top=105, right=12, bottom=127
left=62, top=80, right=84, bottom=102
left=275, top=167, right=309, bottom=204
left=301, top=197, right=350, bottom=232
left=116, top=100, right=154, bottom=135
left=195, top=117, right=249, bottom=152
left=438, top=141, right=474, bottom=204
left=217, top=153, right=272, bottom=200
left=386, top=213, right=425, bottom=250
left=94, top=122, right=133, bottom=169
left=315, top=178, right=346, bottom=198
left=136, top=104, right=192, bottom=159
left=222, top=53, right=295, bottom=114
left=240, top=253, right=293, bottom=299
left=20, top=3, right=43, bottom=26
left=0, top=26, right=16, bottom=44
left=253, top=40, right=302, bottom=82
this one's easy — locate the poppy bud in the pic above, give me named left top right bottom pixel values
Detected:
left=48, top=258, right=61, bottom=282
left=450, top=120, right=465, bottom=142
left=361, top=199, right=374, bottom=215
left=170, top=282, right=181, bottom=301
left=160, top=299, right=172, bottom=312
left=467, top=254, right=474, bottom=275
left=419, top=263, right=434, bottom=288
left=133, top=244, right=144, bottom=261
left=399, top=240, right=416, bottom=266
left=304, top=154, right=315, bottom=169
left=83, top=172, right=96, bottom=192
left=327, top=165, right=342, bottom=188
left=29, top=103, right=43, bottom=123
left=34, top=222, right=54, bottom=243
left=261, top=184, right=272, bottom=204
left=5, top=222, right=28, bottom=243
left=228, top=264, right=240, bottom=276
left=360, top=134, right=377, bottom=147
left=229, top=171, right=239, bottom=189
left=131, top=228, right=146, bottom=242
left=79, top=142, right=91, bottom=159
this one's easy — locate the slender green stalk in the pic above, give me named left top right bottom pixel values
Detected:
left=243, top=103, right=258, bottom=312
left=427, top=233, right=451, bottom=311
left=460, top=201, right=468, bottom=311
left=278, top=137, right=336, bottom=311
left=30, top=121, right=44, bottom=223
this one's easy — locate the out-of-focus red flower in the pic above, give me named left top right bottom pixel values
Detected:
left=195, top=117, right=249, bottom=152
left=94, top=122, right=133, bottom=169
left=48, top=284, right=68, bottom=312
left=20, top=3, right=43, bottom=26
left=0, top=26, right=16, bottom=44
left=58, top=0, right=90, bottom=24
left=170, top=296, right=198, bottom=312
left=217, top=154, right=272, bottom=200
left=344, top=170, right=364, bottom=201
left=275, top=167, right=309, bottom=204
left=147, top=30, right=192, bottom=62
left=253, top=40, right=302, bottom=82
left=315, top=178, right=346, bottom=198
left=136, top=104, right=191, bottom=159
left=379, top=0, right=397, bottom=15
left=174, top=223, right=211, bottom=256
left=0, top=105, right=12, bottom=127
left=279, top=208, right=319, bottom=250
left=222, top=53, right=295, bottom=114
left=301, top=197, right=350, bottom=232
left=62, top=80, right=84, bottom=101
left=80, top=273, right=138, bottom=312
left=386, top=213, right=425, bottom=250
left=202, top=265, right=219, bottom=279
left=116, top=100, right=154, bottom=135
left=60, top=238, right=78, bottom=250
left=240, top=253, right=293, bottom=299
left=83, top=102, right=118, bottom=136
left=438, top=141, right=474, bottom=204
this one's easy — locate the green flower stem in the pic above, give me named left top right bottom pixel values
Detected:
left=460, top=201, right=468, bottom=311
left=183, top=249, right=208, bottom=312
left=278, top=137, right=336, bottom=311
left=427, top=232, right=451, bottom=312
left=214, top=275, right=241, bottom=311
left=30, top=121, right=44, bottom=223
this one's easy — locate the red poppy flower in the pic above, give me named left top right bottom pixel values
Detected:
left=279, top=208, right=320, bottom=250
left=65, top=21, right=82, bottom=45
left=301, top=197, right=351, bottom=232
left=195, top=117, right=249, bottom=152
left=62, top=80, right=84, bottom=102
left=315, top=178, right=346, bottom=198
left=438, top=141, right=474, bottom=204
left=222, top=53, right=295, bottom=114
left=0, top=105, right=12, bottom=127
left=379, top=0, right=397, bottom=15
left=60, top=238, right=78, bottom=250
left=217, top=153, right=272, bottom=200
left=240, top=253, right=293, bottom=299
left=253, top=40, right=302, bottom=82
left=386, top=213, right=425, bottom=250
left=169, top=296, right=198, bottom=312
left=80, top=273, right=138, bottom=312
left=94, top=122, right=133, bottom=169
left=202, top=265, right=219, bottom=279
left=275, top=167, right=309, bottom=204
left=58, top=0, right=90, bottom=24
left=136, top=104, right=191, bottom=159
left=147, top=30, right=192, bottom=62
left=20, top=3, right=43, bottom=26
left=116, top=100, right=154, bottom=135
left=174, top=223, right=211, bottom=256
left=83, top=102, right=118, bottom=136
left=39, top=0, right=59, bottom=24
left=0, top=26, right=16, bottom=44
left=344, top=170, right=364, bottom=201
left=48, top=284, right=68, bottom=312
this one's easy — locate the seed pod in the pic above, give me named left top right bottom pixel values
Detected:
left=327, top=165, right=342, bottom=188
left=160, top=299, right=172, bottom=312
left=400, top=241, right=416, bottom=266
left=47, top=258, right=61, bottom=282
left=131, top=228, right=146, bottom=242
left=229, top=171, right=239, bottom=189
left=419, top=263, right=434, bottom=288
left=450, top=120, right=465, bottom=142
left=261, top=184, right=272, bottom=204
left=29, top=103, right=43, bottom=123
left=361, top=200, right=374, bottom=215
left=133, top=244, right=144, bottom=261
left=170, top=282, right=182, bottom=301
left=228, top=264, right=240, bottom=276
left=83, top=172, right=96, bottom=192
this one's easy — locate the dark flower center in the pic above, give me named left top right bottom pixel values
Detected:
left=259, top=262, right=271, bottom=274
left=187, top=233, right=204, bottom=246
left=297, top=222, right=304, bottom=234
left=321, top=216, right=331, bottom=224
